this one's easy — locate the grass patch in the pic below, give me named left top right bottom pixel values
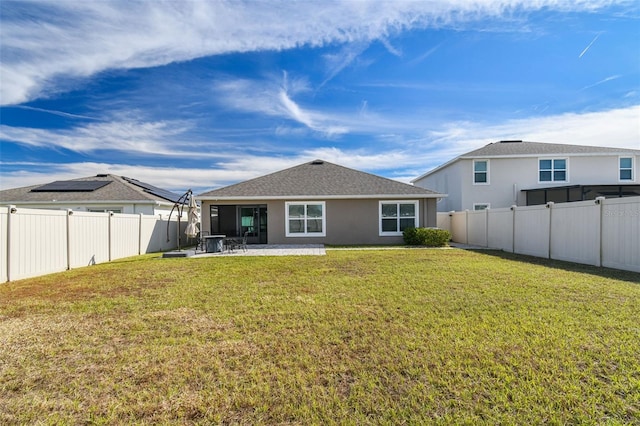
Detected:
left=1, top=249, right=639, bottom=424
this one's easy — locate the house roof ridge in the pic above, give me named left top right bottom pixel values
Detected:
left=464, top=140, right=640, bottom=156
left=199, top=159, right=444, bottom=199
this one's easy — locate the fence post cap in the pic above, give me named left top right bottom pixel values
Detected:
left=510, top=205, right=517, bottom=211
left=595, top=196, right=606, bottom=204
left=546, top=202, right=554, bottom=208
left=8, top=205, right=17, bottom=213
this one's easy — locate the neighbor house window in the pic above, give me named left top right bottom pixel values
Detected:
left=286, top=202, right=326, bottom=237
left=473, top=203, right=490, bottom=211
left=88, top=208, right=122, bottom=213
left=473, top=160, right=489, bottom=184
left=620, top=157, right=634, bottom=181
left=379, top=201, right=418, bottom=236
left=539, top=158, right=567, bottom=182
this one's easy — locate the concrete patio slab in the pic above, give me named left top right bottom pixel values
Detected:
left=190, top=244, right=326, bottom=257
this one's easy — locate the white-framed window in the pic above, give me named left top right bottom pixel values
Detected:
left=473, top=160, right=489, bottom=184
left=473, top=203, right=490, bottom=211
left=88, top=208, right=122, bottom=213
left=539, top=158, right=567, bottom=182
left=285, top=201, right=326, bottom=237
left=619, top=157, right=634, bottom=181
left=379, top=201, right=418, bottom=236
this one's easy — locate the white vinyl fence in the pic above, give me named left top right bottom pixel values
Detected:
left=437, top=196, right=640, bottom=273
left=0, top=206, right=189, bottom=282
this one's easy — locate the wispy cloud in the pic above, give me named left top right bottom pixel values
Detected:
left=1, top=0, right=628, bottom=105
left=14, top=106, right=100, bottom=120
left=580, top=75, right=621, bottom=90
left=380, top=38, right=402, bottom=57
left=320, top=41, right=370, bottom=88
left=408, top=43, right=443, bottom=65
left=421, top=105, right=640, bottom=154
left=3, top=105, right=637, bottom=191
left=0, top=117, right=211, bottom=157
left=214, top=75, right=349, bottom=136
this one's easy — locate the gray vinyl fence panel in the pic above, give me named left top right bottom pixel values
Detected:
left=68, top=211, right=110, bottom=268
left=438, top=196, right=640, bottom=273
left=467, top=210, right=488, bottom=247
left=5, top=208, right=68, bottom=281
left=513, top=205, right=550, bottom=259
left=450, top=211, right=468, bottom=244
left=1, top=207, right=186, bottom=282
left=601, top=197, right=640, bottom=272
left=111, top=214, right=141, bottom=260
left=487, top=208, right=513, bottom=252
left=0, top=209, right=7, bottom=282
left=550, top=201, right=600, bottom=266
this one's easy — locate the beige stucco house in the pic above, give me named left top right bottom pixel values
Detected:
left=412, top=140, right=640, bottom=212
left=197, top=160, right=445, bottom=245
left=0, top=174, right=184, bottom=216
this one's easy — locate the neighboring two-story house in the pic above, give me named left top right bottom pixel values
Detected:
left=412, top=140, right=640, bottom=212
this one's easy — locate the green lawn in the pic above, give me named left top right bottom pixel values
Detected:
left=1, top=249, right=639, bottom=424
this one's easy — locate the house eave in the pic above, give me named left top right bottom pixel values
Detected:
left=197, top=193, right=446, bottom=202
left=411, top=158, right=460, bottom=183
left=2, top=200, right=164, bottom=206
left=459, top=152, right=640, bottom=160
left=521, top=183, right=640, bottom=192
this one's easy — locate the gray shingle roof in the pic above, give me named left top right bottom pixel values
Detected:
left=462, top=140, right=640, bottom=157
left=0, top=174, right=181, bottom=204
left=412, top=140, right=640, bottom=182
left=198, top=160, right=442, bottom=199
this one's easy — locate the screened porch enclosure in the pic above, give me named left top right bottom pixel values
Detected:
left=209, top=205, right=267, bottom=244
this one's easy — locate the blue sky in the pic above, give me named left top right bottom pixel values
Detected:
left=1, top=1, right=639, bottom=194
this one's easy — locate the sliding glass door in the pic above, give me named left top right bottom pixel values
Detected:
left=239, top=206, right=267, bottom=244
left=211, top=204, right=267, bottom=244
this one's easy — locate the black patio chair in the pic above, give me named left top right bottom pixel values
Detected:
left=226, top=231, right=248, bottom=253
left=198, top=231, right=209, bottom=252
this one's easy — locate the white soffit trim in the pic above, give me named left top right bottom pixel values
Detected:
left=196, top=194, right=447, bottom=201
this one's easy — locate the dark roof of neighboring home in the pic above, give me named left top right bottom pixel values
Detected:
left=412, top=140, right=640, bottom=182
left=198, top=160, right=443, bottom=200
left=0, top=174, right=182, bottom=205
left=462, top=140, right=640, bottom=157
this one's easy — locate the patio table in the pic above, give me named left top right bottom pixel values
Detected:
left=203, top=235, right=226, bottom=253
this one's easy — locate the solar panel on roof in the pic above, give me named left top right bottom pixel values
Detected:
left=31, top=180, right=111, bottom=192
left=121, top=176, right=183, bottom=203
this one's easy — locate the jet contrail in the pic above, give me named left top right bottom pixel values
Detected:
left=579, top=34, right=600, bottom=58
